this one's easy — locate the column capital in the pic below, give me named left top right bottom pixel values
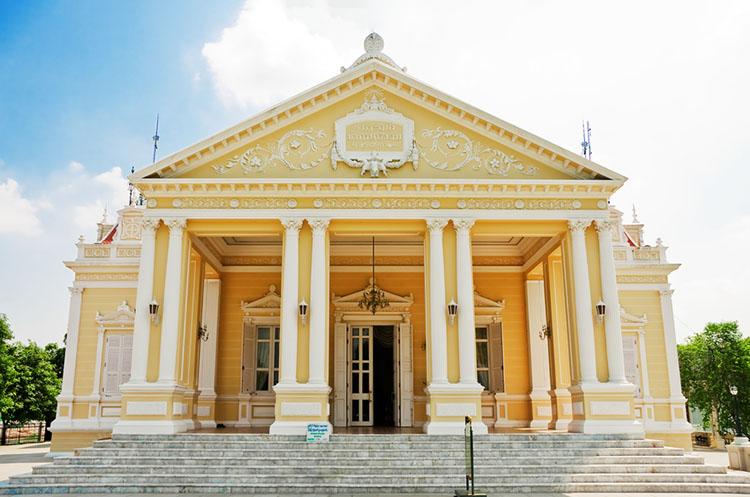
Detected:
left=281, top=218, right=304, bottom=233
left=307, top=218, right=330, bottom=233
left=141, top=217, right=161, bottom=233
left=68, top=286, right=84, bottom=295
left=594, top=219, right=616, bottom=235
left=568, top=219, right=592, bottom=234
left=453, top=218, right=476, bottom=233
left=164, top=217, right=187, bottom=234
left=426, top=218, right=449, bottom=233
left=660, top=288, right=675, bottom=297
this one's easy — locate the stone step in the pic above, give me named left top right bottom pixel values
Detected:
left=93, top=438, right=664, bottom=449
left=5, top=482, right=750, bottom=495
left=77, top=446, right=685, bottom=458
left=112, top=432, right=644, bottom=442
left=55, top=454, right=708, bottom=467
left=12, top=472, right=750, bottom=486
left=35, top=462, right=728, bottom=476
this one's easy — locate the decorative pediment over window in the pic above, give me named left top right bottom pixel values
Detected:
left=95, top=301, right=135, bottom=329
left=332, top=278, right=414, bottom=323
left=620, top=306, right=648, bottom=332
left=474, top=291, right=506, bottom=325
left=240, top=285, right=281, bottom=324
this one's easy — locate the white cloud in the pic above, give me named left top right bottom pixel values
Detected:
left=202, top=0, right=363, bottom=108
left=68, top=160, right=84, bottom=172
left=0, top=178, right=42, bottom=236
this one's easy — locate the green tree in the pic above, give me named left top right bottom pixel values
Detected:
left=0, top=314, right=18, bottom=423
left=678, top=321, right=750, bottom=436
left=4, top=341, right=61, bottom=426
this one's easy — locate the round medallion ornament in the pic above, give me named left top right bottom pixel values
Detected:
left=572, top=200, right=582, bottom=209
left=364, top=32, right=384, bottom=53
left=313, top=198, right=323, bottom=208
left=147, top=198, right=157, bottom=208
left=229, top=199, right=239, bottom=208
left=457, top=199, right=467, bottom=209
left=287, top=199, right=298, bottom=208
left=597, top=200, right=607, bottom=209
left=372, top=199, right=382, bottom=208
left=431, top=199, right=440, bottom=209
left=514, top=199, right=525, bottom=209
left=172, top=198, right=183, bottom=208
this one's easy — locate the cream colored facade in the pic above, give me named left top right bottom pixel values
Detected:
left=50, top=34, right=693, bottom=452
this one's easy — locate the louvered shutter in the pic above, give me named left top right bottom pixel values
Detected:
left=241, top=323, right=256, bottom=393
left=120, top=334, right=133, bottom=390
left=103, top=335, right=122, bottom=396
left=622, top=335, right=641, bottom=396
left=489, top=323, right=504, bottom=393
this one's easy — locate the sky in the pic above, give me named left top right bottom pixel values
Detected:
left=0, top=0, right=748, bottom=346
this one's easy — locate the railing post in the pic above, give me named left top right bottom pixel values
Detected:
left=455, top=415, right=486, bottom=497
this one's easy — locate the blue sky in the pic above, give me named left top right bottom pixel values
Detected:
left=1, top=0, right=749, bottom=346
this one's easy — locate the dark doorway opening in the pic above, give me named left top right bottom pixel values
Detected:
left=373, top=325, right=395, bottom=426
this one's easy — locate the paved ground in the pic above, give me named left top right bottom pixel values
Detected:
left=0, top=442, right=52, bottom=483
left=0, top=442, right=746, bottom=495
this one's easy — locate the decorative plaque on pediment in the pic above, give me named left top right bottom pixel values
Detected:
left=331, top=88, right=418, bottom=177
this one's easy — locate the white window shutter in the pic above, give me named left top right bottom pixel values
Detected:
left=489, top=323, right=504, bottom=393
left=622, top=335, right=641, bottom=396
left=119, top=334, right=133, bottom=392
left=241, top=323, right=256, bottom=393
left=103, top=335, right=122, bottom=396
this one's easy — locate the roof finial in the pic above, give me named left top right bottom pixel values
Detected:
left=631, top=204, right=640, bottom=223
left=101, top=204, right=109, bottom=224
left=364, top=32, right=384, bottom=53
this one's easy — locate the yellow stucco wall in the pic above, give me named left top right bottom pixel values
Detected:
left=73, top=287, right=137, bottom=398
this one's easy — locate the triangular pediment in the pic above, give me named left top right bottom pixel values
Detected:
left=95, top=301, right=135, bottom=328
left=130, top=52, right=625, bottom=187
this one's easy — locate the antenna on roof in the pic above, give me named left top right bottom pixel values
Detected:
left=152, top=113, right=160, bottom=163
left=581, top=120, right=592, bottom=160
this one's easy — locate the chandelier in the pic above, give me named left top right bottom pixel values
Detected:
left=358, top=237, right=389, bottom=314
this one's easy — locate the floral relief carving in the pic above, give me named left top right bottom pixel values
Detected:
left=418, top=128, right=538, bottom=177
left=465, top=199, right=576, bottom=210
left=212, top=129, right=329, bottom=174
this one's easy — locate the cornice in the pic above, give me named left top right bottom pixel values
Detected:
left=129, top=59, right=625, bottom=185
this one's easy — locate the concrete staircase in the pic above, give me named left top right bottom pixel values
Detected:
left=4, top=433, right=750, bottom=494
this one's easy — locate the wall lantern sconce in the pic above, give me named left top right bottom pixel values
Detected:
left=447, top=299, right=458, bottom=325
left=539, top=324, right=552, bottom=341
left=298, top=299, right=309, bottom=325
left=149, top=299, right=161, bottom=326
left=595, top=300, right=606, bottom=324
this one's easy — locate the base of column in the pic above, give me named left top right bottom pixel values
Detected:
left=529, top=388, right=553, bottom=429
left=269, top=420, right=332, bottom=435
left=568, top=381, right=643, bottom=436
left=424, top=420, right=488, bottom=435
left=568, top=418, right=644, bottom=435
left=424, top=382, right=487, bottom=434
left=271, top=382, right=331, bottom=435
left=551, top=388, right=573, bottom=430
left=112, top=419, right=193, bottom=435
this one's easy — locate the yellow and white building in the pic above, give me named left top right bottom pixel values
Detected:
left=49, top=34, right=693, bottom=452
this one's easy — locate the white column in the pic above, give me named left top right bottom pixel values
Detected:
left=60, top=286, right=84, bottom=396
left=129, top=217, right=159, bottom=383
left=660, top=289, right=684, bottom=402
left=278, top=218, right=303, bottom=385
left=90, top=326, right=106, bottom=397
left=307, top=218, right=330, bottom=385
left=198, top=279, right=221, bottom=395
left=637, top=329, right=652, bottom=400
left=568, top=220, right=598, bottom=384
left=595, top=220, right=627, bottom=384
left=426, top=218, right=449, bottom=384
left=454, top=218, right=478, bottom=385
left=158, top=218, right=187, bottom=384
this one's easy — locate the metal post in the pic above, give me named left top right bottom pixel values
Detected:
left=733, top=394, right=745, bottom=438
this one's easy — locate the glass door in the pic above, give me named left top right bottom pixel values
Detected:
left=349, top=326, right=373, bottom=426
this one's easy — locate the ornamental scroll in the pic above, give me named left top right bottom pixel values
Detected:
left=212, top=129, right=330, bottom=174
left=418, top=128, right=538, bottom=177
